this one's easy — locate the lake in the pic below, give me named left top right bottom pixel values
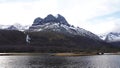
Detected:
left=0, top=54, right=120, bottom=68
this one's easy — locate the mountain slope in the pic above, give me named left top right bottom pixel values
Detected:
left=26, top=31, right=107, bottom=52
left=0, top=30, right=26, bottom=45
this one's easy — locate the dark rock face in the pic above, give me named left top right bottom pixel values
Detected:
left=32, top=14, right=70, bottom=26
left=32, top=17, right=43, bottom=26
left=43, top=14, right=57, bottom=23
left=57, top=14, right=70, bottom=26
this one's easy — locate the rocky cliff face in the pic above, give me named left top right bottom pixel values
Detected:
left=32, top=14, right=70, bottom=26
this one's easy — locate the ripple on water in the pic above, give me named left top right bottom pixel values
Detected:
left=0, top=55, right=120, bottom=68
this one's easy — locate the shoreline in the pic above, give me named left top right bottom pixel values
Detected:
left=0, top=52, right=120, bottom=56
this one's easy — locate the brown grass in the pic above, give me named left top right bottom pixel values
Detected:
left=52, top=52, right=96, bottom=56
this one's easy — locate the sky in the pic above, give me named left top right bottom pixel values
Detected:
left=0, top=0, right=120, bottom=34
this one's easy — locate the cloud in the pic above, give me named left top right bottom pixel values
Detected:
left=84, top=11, right=120, bottom=34
left=0, top=0, right=58, bottom=25
left=56, top=0, right=120, bottom=27
left=110, top=19, right=120, bottom=32
left=84, top=20, right=116, bottom=34
left=0, top=0, right=120, bottom=34
left=0, top=0, right=39, bottom=3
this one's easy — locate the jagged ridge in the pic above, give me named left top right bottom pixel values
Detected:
left=32, top=14, right=70, bottom=26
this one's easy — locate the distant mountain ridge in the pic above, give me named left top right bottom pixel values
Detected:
left=105, top=32, right=120, bottom=42
left=99, top=32, right=120, bottom=42
left=0, top=23, right=30, bottom=31
left=99, top=32, right=120, bottom=47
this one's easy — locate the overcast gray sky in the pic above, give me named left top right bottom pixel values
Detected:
left=0, top=0, right=120, bottom=34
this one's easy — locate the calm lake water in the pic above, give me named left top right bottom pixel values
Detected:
left=0, top=54, right=120, bottom=68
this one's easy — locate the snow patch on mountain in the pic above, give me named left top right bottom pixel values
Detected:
left=99, top=34, right=107, bottom=40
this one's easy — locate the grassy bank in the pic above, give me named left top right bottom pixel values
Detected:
left=0, top=52, right=96, bottom=56
left=1, top=52, right=119, bottom=56
left=52, top=52, right=97, bottom=56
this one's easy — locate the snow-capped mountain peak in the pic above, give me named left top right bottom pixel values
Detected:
left=7, top=25, right=18, bottom=30
left=0, top=23, right=30, bottom=31
left=29, top=14, right=101, bottom=40
left=105, top=32, right=120, bottom=42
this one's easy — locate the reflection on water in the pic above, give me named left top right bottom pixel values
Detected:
left=0, top=55, right=120, bottom=68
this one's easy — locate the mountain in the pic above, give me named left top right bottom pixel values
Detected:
left=99, top=34, right=107, bottom=40
left=0, top=14, right=118, bottom=52
left=25, top=14, right=117, bottom=52
left=99, top=32, right=120, bottom=47
left=6, top=25, right=18, bottom=30
left=105, top=32, right=120, bottom=42
left=0, top=25, right=11, bottom=29
left=29, top=14, right=101, bottom=41
left=13, top=23, right=30, bottom=31
left=103, top=32, right=120, bottom=47
left=32, top=14, right=70, bottom=26
left=0, top=23, right=30, bottom=31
